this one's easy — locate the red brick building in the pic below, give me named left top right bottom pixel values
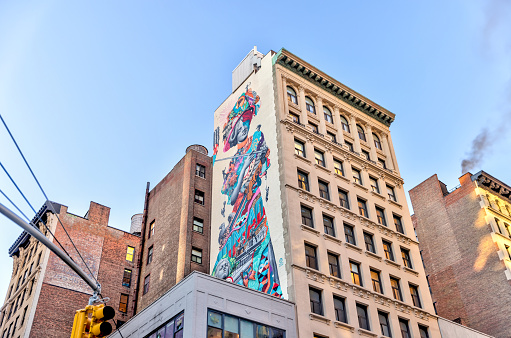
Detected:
left=0, top=201, right=141, bottom=338
left=135, top=144, right=212, bottom=312
left=410, top=171, right=511, bottom=337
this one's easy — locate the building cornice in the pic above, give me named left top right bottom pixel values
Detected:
left=473, top=171, right=511, bottom=203
left=273, top=49, right=395, bottom=127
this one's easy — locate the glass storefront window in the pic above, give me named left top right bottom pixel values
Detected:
left=146, top=312, right=183, bottom=338
left=207, top=310, right=284, bottom=338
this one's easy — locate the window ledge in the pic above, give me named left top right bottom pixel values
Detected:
left=307, top=112, right=319, bottom=122
left=294, top=154, right=311, bottom=165
left=288, top=101, right=301, bottom=111
left=358, top=328, right=378, bottom=337
left=342, top=130, right=353, bottom=139
left=376, top=148, right=385, bottom=156
left=301, top=225, right=320, bottom=237
left=325, top=121, right=335, bottom=129
left=334, top=321, right=355, bottom=333
left=384, top=259, right=401, bottom=269
left=305, top=268, right=327, bottom=284
left=403, top=266, right=419, bottom=276
left=353, top=182, right=368, bottom=191
left=314, top=163, right=331, bottom=174
left=388, top=199, right=402, bottom=209
left=365, top=251, right=382, bottom=261
left=344, top=242, right=362, bottom=253
left=309, top=313, right=331, bottom=325
left=323, top=233, right=342, bottom=245
left=334, top=173, right=350, bottom=182
left=370, top=191, right=386, bottom=201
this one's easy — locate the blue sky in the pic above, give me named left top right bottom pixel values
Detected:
left=0, top=1, right=510, bottom=300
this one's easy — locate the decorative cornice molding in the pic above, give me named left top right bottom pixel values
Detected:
left=474, top=171, right=511, bottom=203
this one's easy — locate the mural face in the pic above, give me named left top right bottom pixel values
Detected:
left=212, top=87, right=282, bottom=298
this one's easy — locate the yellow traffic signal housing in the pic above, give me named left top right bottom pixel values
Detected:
left=89, top=304, right=115, bottom=337
left=70, top=308, right=89, bottom=338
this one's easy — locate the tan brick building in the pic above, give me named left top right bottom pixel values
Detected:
left=410, top=171, right=511, bottom=337
left=135, top=144, right=212, bottom=312
left=0, top=201, right=141, bottom=338
left=211, top=48, right=440, bottom=337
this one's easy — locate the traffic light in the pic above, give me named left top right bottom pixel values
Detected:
left=89, top=304, right=115, bottom=337
left=70, top=308, right=88, bottom=338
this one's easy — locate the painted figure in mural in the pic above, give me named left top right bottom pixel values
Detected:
left=212, top=87, right=282, bottom=297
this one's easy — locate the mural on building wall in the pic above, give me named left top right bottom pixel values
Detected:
left=212, top=87, right=282, bottom=298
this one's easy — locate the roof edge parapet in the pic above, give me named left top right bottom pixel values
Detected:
left=472, top=170, right=511, bottom=202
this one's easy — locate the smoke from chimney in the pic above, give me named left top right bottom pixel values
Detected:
left=461, top=129, right=491, bottom=174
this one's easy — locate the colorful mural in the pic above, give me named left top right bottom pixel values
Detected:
left=212, top=87, right=282, bottom=298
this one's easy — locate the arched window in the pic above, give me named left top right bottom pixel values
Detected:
left=324, top=107, right=333, bottom=124
left=340, top=116, right=350, bottom=133
left=287, top=86, right=297, bottom=105
left=357, top=125, right=366, bottom=141
left=373, top=133, right=382, bottom=150
left=305, top=96, right=315, bottom=114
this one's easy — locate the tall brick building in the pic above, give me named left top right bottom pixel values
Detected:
left=0, top=200, right=141, bottom=338
left=410, top=171, right=511, bottom=337
left=135, top=144, right=212, bottom=312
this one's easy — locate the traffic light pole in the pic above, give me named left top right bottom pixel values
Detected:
left=0, top=202, right=101, bottom=297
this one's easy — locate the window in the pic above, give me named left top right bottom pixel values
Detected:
left=119, top=294, right=129, bottom=313
left=318, top=180, right=330, bottom=200
left=290, top=112, right=300, bottom=123
left=505, top=223, right=511, bottom=237
left=399, top=318, right=410, bottom=338
left=148, top=220, right=155, bottom=239
left=356, top=303, right=369, bottom=330
left=379, top=158, right=387, bottom=169
left=506, top=245, right=511, bottom=260
left=328, top=252, right=340, bottom=278
left=301, top=205, right=314, bottom=227
left=122, top=269, right=132, bottom=287
left=196, top=163, right=206, bottom=178
left=370, top=176, right=380, bottom=193
left=352, top=168, right=362, bottom=185
left=357, top=124, right=366, bottom=141
left=394, top=215, right=404, bottom=234
left=401, top=248, right=412, bottom=268
left=344, top=224, right=356, bottom=245
left=305, top=96, right=315, bottom=114
left=143, top=275, right=150, bottom=294
left=327, top=131, right=337, bottom=143
left=207, top=310, right=283, bottom=338
left=305, top=244, right=318, bottom=270
left=379, top=311, right=391, bottom=337
left=323, top=215, right=335, bottom=236
left=410, top=284, right=422, bottom=308
left=333, top=159, right=344, bottom=176
left=333, top=296, right=347, bottom=323
left=298, top=170, right=310, bottom=191
left=383, top=240, right=394, bottom=261
left=362, top=149, right=371, bottom=161
left=20, top=306, right=28, bottom=326
left=314, top=149, right=325, bottom=167
left=147, top=246, right=153, bottom=265
left=371, top=269, right=383, bottom=294
left=193, top=217, right=204, bottom=234
left=495, top=218, right=503, bottom=233
left=126, top=246, right=135, bottom=262
left=37, top=252, right=42, bottom=266
left=295, top=138, right=306, bottom=157
left=358, top=198, right=368, bottom=218
left=309, top=287, right=323, bottom=315
left=287, top=86, right=297, bottom=104
left=350, top=261, right=362, bottom=286
left=364, top=232, right=375, bottom=253
left=387, top=185, right=397, bottom=202
left=345, top=141, right=354, bottom=152
left=194, top=190, right=205, bottom=205
left=390, top=277, right=402, bottom=301
left=310, top=122, right=319, bottom=134
left=373, top=133, right=382, bottom=150
left=418, top=325, right=429, bottom=338
left=376, top=206, right=387, bottom=226
left=191, top=248, right=202, bottom=264
left=338, top=189, right=350, bottom=209
left=340, top=115, right=350, bottom=132
left=324, top=107, right=333, bottom=124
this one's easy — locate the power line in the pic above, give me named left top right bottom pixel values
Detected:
left=0, top=161, right=37, bottom=214
left=0, top=188, right=30, bottom=222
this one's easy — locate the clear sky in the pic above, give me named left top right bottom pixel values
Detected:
left=0, top=1, right=510, bottom=301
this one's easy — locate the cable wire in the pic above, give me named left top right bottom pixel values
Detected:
left=0, top=161, right=36, bottom=214
left=0, top=188, right=30, bottom=222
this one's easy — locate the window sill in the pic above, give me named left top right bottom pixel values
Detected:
left=195, top=174, right=206, bottom=180
left=194, top=202, right=205, bottom=206
left=334, top=321, right=355, bottom=333
left=376, top=148, right=385, bottom=156
left=301, top=225, right=320, bottom=236
left=370, top=191, right=386, bottom=201
left=323, top=233, right=342, bottom=245
left=309, top=313, right=331, bottom=325
left=191, top=261, right=203, bottom=266
left=358, top=328, right=378, bottom=337
left=334, top=173, right=350, bottom=183
left=384, top=259, right=401, bottom=269
left=193, top=230, right=204, bottom=236
left=314, top=163, right=331, bottom=174
left=388, top=199, right=402, bottom=209
left=288, top=100, right=301, bottom=111
left=403, top=266, right=419, bottom=276
left=342, top=130, right=353, bottom=139
left=325, top=121, right=335, bottom=129
left=344, top=242, right=362, bottom=253
left=294, top=154, right=311, bottom=165
left=365, top=251, right=382, bottom=261
left=307, top=112, right=319, bottom=122
left=353, top=182, right=368, bottom=191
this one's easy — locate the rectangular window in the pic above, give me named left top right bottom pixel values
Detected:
left=350, top=261, right=362, bottom=286
left=147, top=246, right=153, bottom=265
left=352, top=168, right=362, bottom=185
left=207, top=310, right=283, bottom=338
left=290, top=112, right=300, bottom=124
left=20, top=306, right=28, bottom=326
left=301, top=205, right=314, bottom=227
left=193, top=217, right=204, bottom=234
left=387, top=185, right=397, bottom=202
left=383, top=240, right=394, bottom=261
left=318, top=180, right=330, bottom=200
left=323, top=215, right=335, bottom=236
left=298, top=170, right=310, bottom=191
left=309, top=287, right=323, bottom=315
left=119, top=294, right=129, bottom=313
left=506, top=245, right=511, bottom=260
left=379, top=158, right=387, bottom=169
left=345, top=141, right=354, bottom=152
left=390, top=277, right=402, bottom=301
left=370, top=176, right=380, bottom=193
left=364, top=232, right=375, bottom=253
left=362, top=150, right=371, bottom=161
left=310, top=123, right=319, bottom=134
left=191, top=248, right=202, bottom=264
left=194, top=190, right=205, bottom=205
left=376, top=206, right=387, bottom=226
left=196, top=163, right=206, bottom=178
left=401, top=248, right=412, bottom=268
left=371, top=269, right=382, bottom=294
left=333, top=296, right=347, bottom=323
left=505, top=223, right=511, bottom=237
left=305, top=244, right=318, bottom=270
left=143, top=275, right=150, bottom=295
left=122, top=269, right=132, bottom=287
left=394, top=215, right=404, bottom=234
left=399, top=318, right=410, bottom=338
left=148, top=220, right=155, bottom=239
left=314, top=149, right=325, bottom=167
left=327, top=131, right=337, bottom=143
left=378, top=311, right=391, bottom=337
left=344, top=224, right=356, bottom=245
left=328, top=252, right=340, bottom=278
left=126, top=246, right=135, bottom=262
left=356, top=303, right=369, bottom=330
left=338, top=189, right=350, bottom=209
left=358, top=198, right=368, bottom=218
left=333, top=159, right=344, bottom=176
left=295, top=139, right=306, bottom=157
left=410, top=284, right=422, bottom=308
left=418, top=325, right=430, bottom=338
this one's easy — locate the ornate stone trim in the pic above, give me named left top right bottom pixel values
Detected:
left=307, top=112, right=320, bottom=122
left=301, top=225, right=320, bottom=237
left=334, top=321, right=355, bottom=333
left=329, top=277, right=349, bottom=291
left=378, top=225, right=394, bottom=238
left=306, top=268, right=327, bottom=284
left=309, top=313, right=331, bottom=325
left=358, top=328, right=378, bottom=337
left=352, top=285, right=371, bottom=299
